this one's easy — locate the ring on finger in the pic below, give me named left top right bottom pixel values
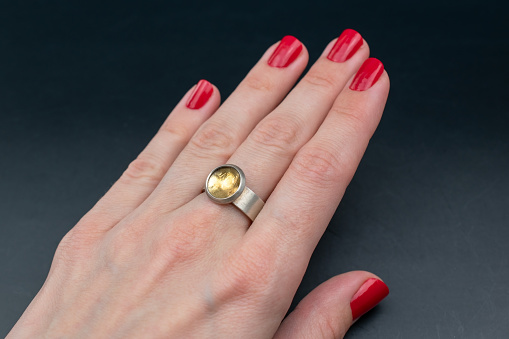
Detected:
left=205, top=164, right=264, bottom=222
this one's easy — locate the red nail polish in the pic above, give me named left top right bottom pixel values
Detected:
left=327, top=29, right=363, bottom=63
left=350, top=278, right=389, bottom=321
left=268, top=35, right=303, bottom=68
left=349, top=58, right=384, bottom=91
left=186, top=80, right=213, bottom=109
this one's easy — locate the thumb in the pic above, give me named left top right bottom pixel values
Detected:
left=273, top=271, right=389, bottom=339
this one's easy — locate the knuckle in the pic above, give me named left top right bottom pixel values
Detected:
left=329, top=104, right=369, bottom=135
left=54, top=228, right=96, bottom=266
left=217, top=268, right=253, bottom=300
left=158, top=224, right=204, bottom=264
left=251, top=116, right=300, bottom=154
left=154, top=206, right=219, bottom=265
left=189, top=121, right=237, bottom=158
left=317, top=313, right=344, bottom=339
left=291, top=146, right=343, bottom=188
left=54, top=232, right=75, bottom=262
left=100, top=216, right=161, bottom=270
left=216, top=245, right=274, bottom=302
left=103, top=237, right=135, bottom=269
left=243, top=74, right=274, bottom=92
left=303, top=70, right=337, bottom=90
left=101, top=225, right=145, bottom=270
left=160, top=120, right=191, bottom=142
left=122, top=155, right=166, bottom=184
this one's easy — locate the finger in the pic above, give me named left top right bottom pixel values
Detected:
left=143, top=36, right=309, bottom=214
left=227, top=30, right=368, bottom=207
left=76, top=80, right=220, bottom=233
left=250, top=59, right=389, bottom=279
left=273, top=272, right=389, bottom=339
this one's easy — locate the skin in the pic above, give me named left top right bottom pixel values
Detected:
left=8, top=35, right=389, bottom=338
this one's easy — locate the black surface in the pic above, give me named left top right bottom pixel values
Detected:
left=1, top=1, right=508, bottom=337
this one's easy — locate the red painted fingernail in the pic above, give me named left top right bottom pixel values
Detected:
left=327, top=29, right=363, bottom=63
left=349, top=58, right=384, bottom=91
left=186, top=79, right=213, bottom=109
left=350, top=278, right=389, bottom=321
left=267, top=35, right=303, bottom=68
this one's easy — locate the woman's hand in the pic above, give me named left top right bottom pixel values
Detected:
left=9, top=30, right=390, bottom=338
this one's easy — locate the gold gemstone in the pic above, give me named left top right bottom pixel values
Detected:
left=207, top=166, right=241, bottom=199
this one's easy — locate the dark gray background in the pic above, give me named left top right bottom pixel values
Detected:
left=1, top=0, right=508, bottom=337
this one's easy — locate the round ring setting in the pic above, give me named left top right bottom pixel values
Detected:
left=205, top=164, right=264, bottom=221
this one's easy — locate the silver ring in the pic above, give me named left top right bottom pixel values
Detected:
left=205, top=164, right=264, bottom=221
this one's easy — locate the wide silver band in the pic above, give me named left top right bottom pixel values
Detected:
left=205, top=164, right=265, bottom=221
left=232, top=186, right=265, bottom=221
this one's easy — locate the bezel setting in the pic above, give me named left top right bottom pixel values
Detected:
left=205, top=164, right=246, bottom=204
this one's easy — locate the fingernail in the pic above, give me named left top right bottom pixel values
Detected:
left=186, top=79, right=213, bottom=109
left=327, top=29, right=363, bottom=63
left=350, top=278, right=389, bottom=321
left=268, top=35, right=303, bottom=68
left=349, top=58, right=384, bottom=91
